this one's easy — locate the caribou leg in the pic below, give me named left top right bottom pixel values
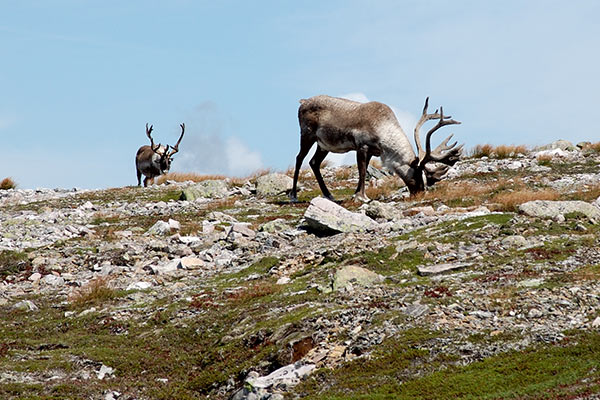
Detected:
left=353, top=146, right=371, bottom=202
left=290, top=134, right=316, bottom=202
left=309, top=145, right=334, bottom=201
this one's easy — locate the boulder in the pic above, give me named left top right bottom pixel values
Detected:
left=304, top=197, right=378, bottom=233
left=534, top=139, right=577, bottom=152
left=246, top=362, right=316, bottom=389
left=255, top=173, right=293, bottom=197
left=333, top=265, right=384, bottom=291
left=180, top=180, right=229, bottom=200
left=519, top=200, right=600, bottom=223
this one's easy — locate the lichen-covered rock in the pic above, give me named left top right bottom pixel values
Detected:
left=259, top=218, right=291, bottom=233
left=333, top=265, right=384, bottom=291
left=255, top=173, right=293, bottom=197
left=363, top=200, right=397, bottom=221
left=180, top=180, right=229, bottom=200
left=519, top=200, right=600, bottom=223
left=304, top=197, right=378, bottom=233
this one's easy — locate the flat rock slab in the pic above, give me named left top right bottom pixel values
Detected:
left=304, top=197, right=378, bottom=233
left=519, top=200, right=600, bottom=222
left=417, top=262, right=471, bottom=276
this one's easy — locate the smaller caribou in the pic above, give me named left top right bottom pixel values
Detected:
left=136, top=123, right=185, bottom=187
left=290, top=95, right=462, bottom=202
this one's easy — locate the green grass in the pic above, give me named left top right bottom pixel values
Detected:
left=0, top=250, right=31, bottom=279
left=295, top=330, right=600, bottom=399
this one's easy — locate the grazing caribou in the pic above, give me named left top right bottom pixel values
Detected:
left=290, top=95, right=462, bottom=202
left=136, top=123, right=185, bottom=187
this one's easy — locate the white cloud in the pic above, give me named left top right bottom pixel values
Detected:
left=172, top=102, right=264, bottom=177
left=225, top=137, right=264, bottom=176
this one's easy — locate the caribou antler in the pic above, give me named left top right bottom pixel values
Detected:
left=146, top=123, right=161, bottom=153
left=414, top=99, right=462, bottom=168
left=168, top=123, right=185, bottom=156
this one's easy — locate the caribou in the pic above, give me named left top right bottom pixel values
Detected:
left=136, top=123, right=185, bottom=187
left=290, top=95, right=462, bottom=202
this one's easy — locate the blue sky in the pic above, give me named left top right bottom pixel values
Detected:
left=1, top=1, right=599, bottom=189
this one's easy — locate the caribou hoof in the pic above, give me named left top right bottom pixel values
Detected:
left=352, top=193, right=371, bottom=203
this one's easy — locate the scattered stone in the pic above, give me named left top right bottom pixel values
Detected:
left=179, top=256, right=204, bottom=269
left=519, top=278, right=545, bottom=288
left=97, top=364, right=114, bottom=380
left=168, top=219, right=180, bottom=231
left=417, top=262, right=471, bottom=276
left=404, top=303, right=429, bottom=318
left=501, top=235, right=528, bottom=248
left=28, top=272, right=42, bottom=282
left=246, top=362, right=316, bottom=389
left=180, top=180, right=229, bottom=200
left=146, top=220, right=172, bottom=236
left=126, top=282, right=152, bottom=291
left=333, top=265, right=384, bottom=291
left=592, top=316, right=600, bottom=328
left=259, top=218, right=291, bottom=233
left=304, top=197, right=378, bottom=233
left=519, top=200, right=600, bottom=223
left=255, top=173, right=293, bottom=197
left=13, top=300, right=39, bottom=311
left=41, top=274, right=65, bottom=286
left=534, top=139, right=577, bottom=152
left=363, top=201, right=397, bottom=220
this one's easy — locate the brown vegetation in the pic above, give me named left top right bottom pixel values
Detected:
left=0, top=177, right=16, bottom=190
left=470, top=144, right=527, bottom=159
left=491, top=188, right=559, bottom=211
left=68, top=276, right=118, bottom=308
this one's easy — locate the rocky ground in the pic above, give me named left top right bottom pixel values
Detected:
left=1, top=141, right=600, bottom=400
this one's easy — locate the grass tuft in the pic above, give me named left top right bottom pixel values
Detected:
left=0, top=177, right=17, bottom=190
left=68, top=276, right=119, bottom=308
left=492, top=188, right=559, bottom=211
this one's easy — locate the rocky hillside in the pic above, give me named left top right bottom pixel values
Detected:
left=1, top=141, right=600, bottom=400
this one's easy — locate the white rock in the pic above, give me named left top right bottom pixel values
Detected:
left=277, top=276, right=291, bottom=285
left=168, top=219, right=180, bottom=231
left=592, top=316, right=600, bottom=328
left=126, top=281, right=152, bottom=291
left=179, top=256, right=204, bottom=269
left=246, top=363, right=316, bottom=389
left=42, top=274, right=65, bottom=286
left=28, top=272, right=42, bottom=282
left=97, top=364, right=114, bottom=380
left=146, top=220, right=171, bottom=236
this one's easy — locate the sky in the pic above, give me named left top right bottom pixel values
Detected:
left=1, top=1, right=599, bottom=189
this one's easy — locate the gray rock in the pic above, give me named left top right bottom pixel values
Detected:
left=501, top=235, right=528, bottom=248
left=519, top=200, right=600, bottom=223
left=304, top=197, right=378, bottom=233
left=404, top=303, right=429, bottom=318
left=363, top=200, right=397, bottom=220
left=259, top=218, right=291, bottom=233
left=180, top=180, right=229, bottom=200
left=535, top=139, right=577, bottom=151
left=146, top=220, right=172, bottom=236
left=333, top=265, right=384, bottom=291
left=255, top=173, right=293, bottom=197
left=417, top=262, right=470, bottom=276
left=231, top=223, right=256, bottom=238
left=13, top=300, right=39, bottom=311
left=594, top=196, right=600, bottom=209
left=42, top=274, right=65, bottom=286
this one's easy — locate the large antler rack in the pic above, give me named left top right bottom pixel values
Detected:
left=414, top=98, right=463, bottom=168
left=167, top=123, right=185, bottom=157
